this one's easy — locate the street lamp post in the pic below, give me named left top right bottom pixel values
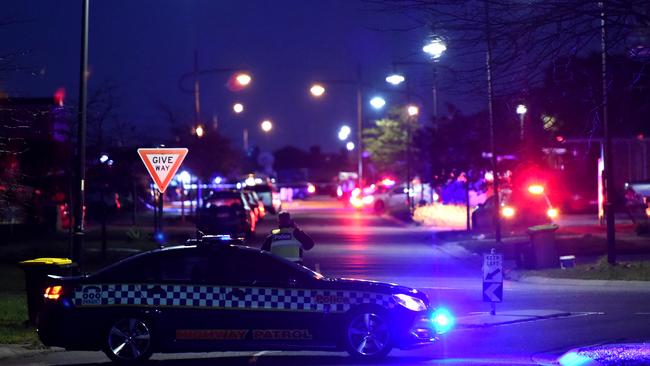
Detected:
left=516, top=104, right=527, bottom=142
left=406, top=105, right=419, bottom=212
left=423, top=38, right=447, bottom=124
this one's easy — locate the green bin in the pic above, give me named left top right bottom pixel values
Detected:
left=19, top=258, right=78, bottom=325
left=526, top=224, right=560, bottom=269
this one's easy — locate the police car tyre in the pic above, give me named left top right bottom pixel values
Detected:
left=344, top=308, right=393, bottom=359
left=104, top=317, right=153, bottom=363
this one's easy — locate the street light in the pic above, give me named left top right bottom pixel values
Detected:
left=346, top=141, right=355, bottom=151
left=194, top=125, right=205, bottom=137
left=423, top=39, right=447, bottom=59
left=235, top=73, right=252, bottom=86
left=310, top=84, right=326, bottom=97
left=516, top=104, right=527, bottom=141
left=233, top=103, right=244, bottom=114
left=261, top=120, right=273, bottom=132
left=385, top=74, right=405, bottom=86
left=338, top=125, right=351, bottom=141
left=407, top=105, right=419, bottom=117
left=370, top=96, right=386, bottom=109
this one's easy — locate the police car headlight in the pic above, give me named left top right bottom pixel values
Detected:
left=393, top=294, right=427, bottom=312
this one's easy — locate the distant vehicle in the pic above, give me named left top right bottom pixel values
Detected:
left=38, top=236, right=454, bottom=362
left=277, top=182, right=316, bottom=200
left=353, top=180, right=436, bottom=214
left=472, top=184, right=558, bottom=232
left=196, top=190, right=256, bottom=238
left=248, top=183, right=282, bottom=214
left=242, top=189, right=266, bottom=222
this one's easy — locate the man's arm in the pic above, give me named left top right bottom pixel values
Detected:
left=293, top=228, right=314, bottom=250
left=261, top=234, right=273, bottom=251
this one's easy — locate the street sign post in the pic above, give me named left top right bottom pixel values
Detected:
left=483, top=248, right=503, bottom=315
left=138, top=148, right=188, bottom=241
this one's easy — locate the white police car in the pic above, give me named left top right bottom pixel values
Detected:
left=38, top=236, right=454, bottom=362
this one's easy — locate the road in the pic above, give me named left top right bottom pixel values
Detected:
left=7, top=198, right=650, bottom=365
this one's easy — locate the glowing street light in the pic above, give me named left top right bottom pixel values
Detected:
left=261, top=120, right=273, bottom=132
left=194, top=125, right=205, bottom=138
left=310, top=84, right=326, bottom=97
left=385, top=74, right=405, bottom=86
left=407, top=105, right=419, bottom=117
left=516, top=104, right=527, bottom=141
left=235, top=73, right=252, bottom=86
left=338, top=125, right=351, bottom=141
left=233, top=103, right=244, bottom=113
left=370, top=96, right=386, bottom=110
left=346, top=141, right=355, bottom=151
left=423, top=39, right=447, bottom=59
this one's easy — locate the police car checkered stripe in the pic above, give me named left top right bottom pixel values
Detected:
left=73, top=284, right=395, bottom=312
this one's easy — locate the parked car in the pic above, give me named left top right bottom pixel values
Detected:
left=196, top=190, right=256, bottom=239
left=249, top=183, right=282, bottom=214
left=242, top=189, right=266, bottom=222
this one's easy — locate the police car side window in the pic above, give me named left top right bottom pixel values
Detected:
left=158, top=250, right=210, bottom=283
left=93, top=254, right=158, bottom=283
left=220, top=249, right=301, bottom=286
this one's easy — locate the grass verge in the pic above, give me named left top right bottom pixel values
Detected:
left=525, top=256, right=650, bottom=281
left=0, top=265, right=40, bottom=346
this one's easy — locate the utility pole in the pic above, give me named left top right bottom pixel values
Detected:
left=72, top=0, right=89, bottom=264
left=601, top=1, right=616, bottom=265
left=485, top=1, right=501, bottom=243
left=356, top=65, right=364, bottom=187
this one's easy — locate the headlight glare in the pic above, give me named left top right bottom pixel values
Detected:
left=393, top=294, right=427, bottom=312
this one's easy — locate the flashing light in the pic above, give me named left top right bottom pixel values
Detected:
left=245, top=176, right=256, bottom=186
left=233, top=103, right=244, bottom=113
left=557, top=351, right=593, bottom=366
left=432, top=192, right=440, bottom=202
left=54, top=87, right=65, bottom=107
left=547, top=208, right=559, bottom=219
left=154, top=231, right=166, bottom=243
left=407, top=105, right=419, bottom=116
left=501, top=206, right=516, bottom=218
left=385, top=74, right=405, bottom=85
left=393, top=294, right=427, bottom=312
left=254, top=178, right=264, bottom=184
left=370, top=96, right=386, bottom=109
left=350, top=196, right=364, bottom=208
left=381, top=178, right=396, bottom=187
left=99, top=154, right=109, bottom=164
left=351, top=188, right=361, bottom=197
left=214, top=176, right=223, bottom=184
left=336, top=186, right=343, bottom=197
left=195, top=125, right=205, bottom=137
left=310, top=84, right=325, bottom=97
left=362, top=195, right=374, bottom=205
left=484, top=171, right=494, bottom=182
left=556, top=135, right=565, bottom=142
left=44, top=286, right=63, bottom=300
left=431, top=307, right=455, bottom=334
left=307, top=183, right=316, bottom=194
left=527, top=184, right=545, bottom=195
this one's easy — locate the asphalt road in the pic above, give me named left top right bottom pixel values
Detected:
left=7, top=198, right=650, bottom=365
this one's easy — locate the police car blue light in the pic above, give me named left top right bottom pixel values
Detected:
left=431, top=307, right=455, bottom=334
left=37, top=238, right=450, bottom=362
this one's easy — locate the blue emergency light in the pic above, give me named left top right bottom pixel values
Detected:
left=431, top=307, right=455, bottom=334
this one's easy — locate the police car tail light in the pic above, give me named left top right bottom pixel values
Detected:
left=44, top=285, right=64, bottom=300
left=431, top=307, right=455, bottom=334
left=393, top=294, right=427, bottom=312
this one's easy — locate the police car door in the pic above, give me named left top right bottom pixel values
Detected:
left=219, top=248, right=326, bottom=348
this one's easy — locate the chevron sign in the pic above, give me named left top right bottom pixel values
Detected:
left=482, top=282, right=503, bottom=302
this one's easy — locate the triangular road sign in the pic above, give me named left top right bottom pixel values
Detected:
left=137, top=148, right=188, bottom=193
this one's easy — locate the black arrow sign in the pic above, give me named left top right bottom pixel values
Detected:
left=485, top=268, right=501, bottom=281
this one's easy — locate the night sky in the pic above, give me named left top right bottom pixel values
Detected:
left=2, top=1, right=464, bottom=153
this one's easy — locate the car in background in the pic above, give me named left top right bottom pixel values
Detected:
left=196, top=190, right=256, bottom=239
left=352, top=180, right=437, bottom=214
left=38, top=236, right=455, bottom=362
left=248, top=183, right=282, bottom=214
left=277, top=182, right=316, bottom=200
left=472, top=183, right=558, bottom=232
left=242, top=189, right=266, bottom=222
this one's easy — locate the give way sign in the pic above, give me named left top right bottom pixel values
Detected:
left=137, top=148, right=188, bottom=193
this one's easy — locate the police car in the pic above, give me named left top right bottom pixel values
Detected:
left=38, top=236, right=454, bottom=362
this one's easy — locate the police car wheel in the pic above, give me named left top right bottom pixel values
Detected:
left=104, top=317, right=153, bottom=363
left=345, top=310, right=392, bottom=359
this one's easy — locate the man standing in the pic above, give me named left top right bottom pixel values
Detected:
left=261, top=211, right=314, bottom=264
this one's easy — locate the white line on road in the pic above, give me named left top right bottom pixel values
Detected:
left=248, top=350, right=273, bottom=365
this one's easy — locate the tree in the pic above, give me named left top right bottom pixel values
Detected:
left=363, top=107, right=419, bottom=180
